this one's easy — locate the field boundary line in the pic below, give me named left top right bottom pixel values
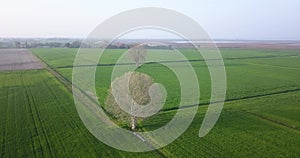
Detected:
left=31, top=50, right=73, bottom=92
left=242, top=110, right=299, bottom=131
left=161, top=88, right=300, bottom=112
left=249, top=63, right=300, bottom=70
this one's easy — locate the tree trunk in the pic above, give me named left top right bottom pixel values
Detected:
left=131, top=102, right=137, bottom=130
left=136, top=61, right=139, bottom=68
left=131, top=116, right=136, bottom=130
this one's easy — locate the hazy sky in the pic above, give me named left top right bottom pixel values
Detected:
left=0, top=0, right=299, bottom=40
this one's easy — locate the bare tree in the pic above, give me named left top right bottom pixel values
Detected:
left=127, top=45, right=146, bottom=68
left=104, top=72, right=154, bottom=130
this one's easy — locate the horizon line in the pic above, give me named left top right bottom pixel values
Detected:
left=1, top=37, right=300, bottom=41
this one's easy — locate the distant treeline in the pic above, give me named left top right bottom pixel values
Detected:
left=0, top=41, right=89, bottom=48
left=0, top=40, right=174, bottom=49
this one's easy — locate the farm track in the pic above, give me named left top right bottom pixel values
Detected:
left=54, top=54, right=295, bottom=69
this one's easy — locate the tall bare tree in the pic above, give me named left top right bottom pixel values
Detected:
left=104, top=72, right=154, bottom=130
left=127, top=45, right=146, bottom=68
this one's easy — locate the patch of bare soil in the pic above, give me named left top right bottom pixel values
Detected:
left=0, top=49, right=44, bottom=71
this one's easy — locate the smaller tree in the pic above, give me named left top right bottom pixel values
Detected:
left=72, top=41, right=82, bottom=48
left=127, top=45, right=146, bottom=68
left=64, top=43, right=72, bottom=48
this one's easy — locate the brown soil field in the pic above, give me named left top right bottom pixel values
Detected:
left=0, top=49, right=44, bottom=71
left=215, top=43, right=300, bottom=49
left=171, top=41, right=300, bottom=50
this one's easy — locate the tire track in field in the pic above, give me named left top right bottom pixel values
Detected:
left=28, top=86, right=55, bottom=158
left=41, top=81, right=85, bottom=157
left=0, top=86, right=9, bottom=158
left=42, top=84, right=70, bottom=156
left=16, top=73, right=38, bottom=157
left=18, top=73, right=38, bottom=157
left=19, top=84, right=38, bottom=157
left=241, top=110, right=299, bottom=131
left=44, top=80, right=103, bottom=156
left=4, top=87, right=15, bottom=157
left=249, top=62, right=300, bottom=70
left=20, top=76, right=45, bottom=158
left=31, top=71, right=101, bottom=156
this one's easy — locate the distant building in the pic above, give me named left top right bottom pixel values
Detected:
left=16, top=41, right=29, bottom=48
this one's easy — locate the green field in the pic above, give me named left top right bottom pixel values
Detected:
left=0, top=70, right=156, bottom=157
left=31, top=48, right=300, bottom=109
left=144, top=91, right=300, bottom=157
left=0, top=48, right=299, bottom=157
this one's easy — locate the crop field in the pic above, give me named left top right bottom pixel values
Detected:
left=0, top=70, right=157, bottom=157
left=31, top=48, right=300, bottom=109
left=0, top=49, right=44, bottom=71
left=0, top=48, right=299, bottom=157
left=143, top=91, right=300, bottom=157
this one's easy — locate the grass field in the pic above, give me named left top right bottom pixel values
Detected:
left=0, top=48, right=299, bottom=157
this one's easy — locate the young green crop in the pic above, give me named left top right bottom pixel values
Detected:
left=32, top=48, right=300, bottom=110
left=24, top=48, right=300, bottom=157
left=0, top=70, right=158, bottom=157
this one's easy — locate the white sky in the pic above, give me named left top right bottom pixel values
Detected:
left=0, top=0, right=299, bottom=40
